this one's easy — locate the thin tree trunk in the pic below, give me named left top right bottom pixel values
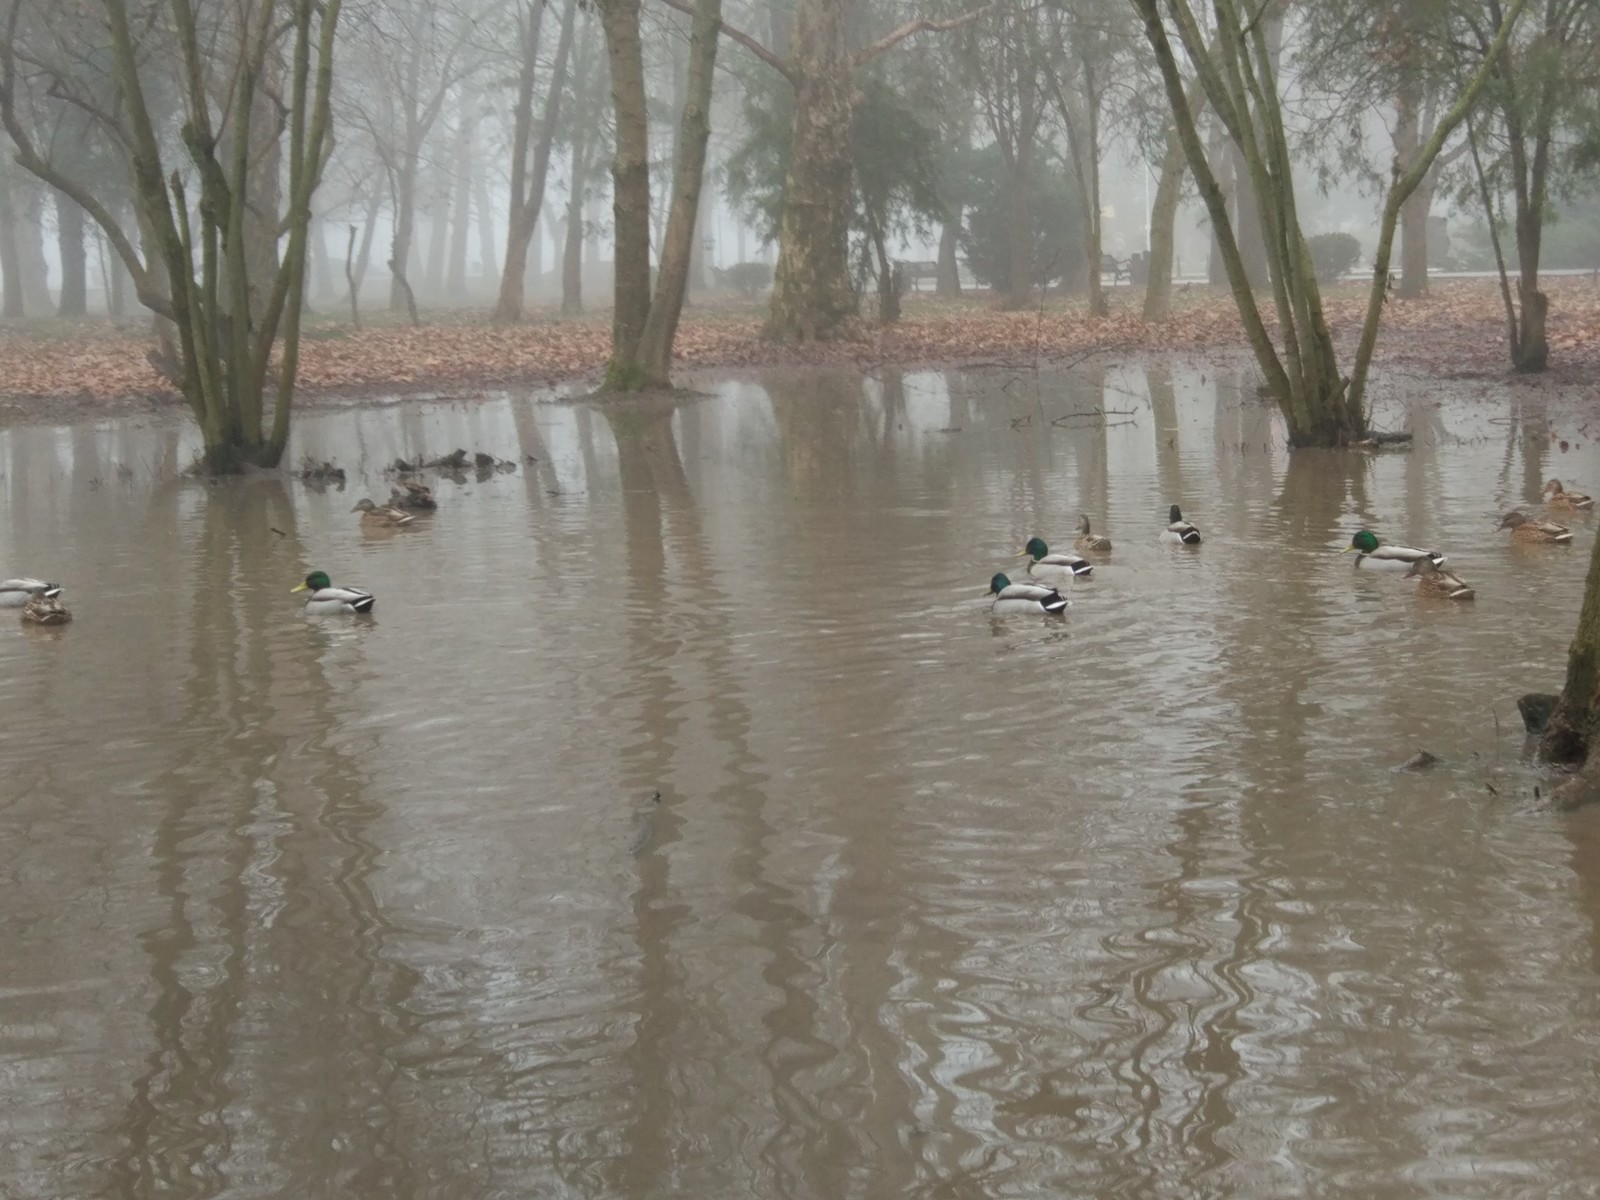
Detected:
left=0, top=169, right=24, bottom=318
left=345, top=224, right=361, bottom=329
left=424, top=164, right=449, bottom=294
left=446, top=89, right=477, bottom=299
left=1004, top=150, right=1031, bottom=309
left=474, top=174, right=499, bottom=288
left=389, top=159, right=417, bottom=312
left=936, top=218, right=961, bottom=297
left=636, top=0, right=722, bottom=386
left=18, top=190, right=50, bottom=313
left=562, top=160, right=587, bottom=316
left=309, top=212, right=331, bottom=299
left=55, top=191, right=87, bottom=316
left=1394, top=74, right=1428, bottom=298
left=493, top=0, right=578, bottom=323
left=1143, top=120, right=1187, bottom=322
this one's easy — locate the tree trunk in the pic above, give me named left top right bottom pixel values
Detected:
left=1393, top=74, right=1428, bottom=299
left=1231, top=143, right=1267, bottom=290
left=424, top=165, right=449, bottom=295
left=474, top=174, right=499, bottom=289
left=636, top=0, right=722, bottom=386
left=0, top=169, right=24, bottom=318
left=1003, top=149, right=1031, bottom=309
left=936, top=217, right=961, bottom=297
left=55, top=191, right=87, bottom=316
left=1542, top=530, right=1600, bottom=765
left=1514, top=208, right=1548, bottom=372
left=495, top=0, right=578, bottom=323
left=309, top=212, right=331, bottom=300
left=767, top=0, right=858, bottom=341
left=446, top=89, right=477, bottom=299
left=1205, top=115, right=1229, bottom=288
left=598, top=0, right=653, bottom=381
left=1143, top=118, right=1187, bottom=322
left=389, top=160, right=417, bottom=312
left=562, top=162, right=587, bottom=316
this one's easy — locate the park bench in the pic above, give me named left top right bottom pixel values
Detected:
left=892, top=260, right=941, bottom=293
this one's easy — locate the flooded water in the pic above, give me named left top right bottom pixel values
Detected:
left=4, top=361, right=1600, bottom=1197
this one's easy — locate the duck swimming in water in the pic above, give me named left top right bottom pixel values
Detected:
left=0, top=578, right=61, bottom=607
left=1342, top=530, right=1446, bottom=571
left=1405, top=558, right=1475, bottom=601
left=1161, top=505, right=1201, bottom=545
left=1542, top=479, right=1594, bottom=512
left=1496, top=511, right=1572, bottom=544
left=291, top=570, right=376, bottom=615
left=1016, top=536, right=1092, bottom=582
left=987, top=573, right=1068, bottom=615
left=1075, top=515, right=1113, bottom=553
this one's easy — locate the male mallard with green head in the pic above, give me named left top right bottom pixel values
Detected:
left=1342, top=530, right=1446, bottom=571
left=1017, top=536, right=1092, bottom=582
left=291, top=570, right=376, bottom=615
left=1497, top=510, right=1572, bottom=544
left=987, top=573, right=1068, bottom=615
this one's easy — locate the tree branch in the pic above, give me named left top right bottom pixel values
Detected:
left=652, top=0, right=793, bottom=81
left=854, top=4, right=996, bottom=67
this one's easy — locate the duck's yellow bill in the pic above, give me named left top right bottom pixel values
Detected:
left=1339, top=546, right=1356, bottom=553
left=1015, top=549, right=1030, bottom=557
left=290, top=582, right=309, bottom=593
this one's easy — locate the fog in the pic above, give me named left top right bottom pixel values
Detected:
left=9, top=0, right=1595, bottom=326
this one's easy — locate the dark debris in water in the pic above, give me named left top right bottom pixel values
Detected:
left=1396, top=749, right=1440, bottom=772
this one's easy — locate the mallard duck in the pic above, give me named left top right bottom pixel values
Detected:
left=1075, top=515, right=1113, bottom=553
left=1341, top=529, right=1446, bottom=571
left=20, top=592, right=71, bottom=624
left=1405, top=558, right=1475, bottom=601
left=354, top=498, right=415, bottom=528
left=987, top=573, right=1068, bottom=615
left=1543, top=479, right=1594, bottom=511
left=291, top=570, right=376, bottom=615
left=1496, top=510, right=1572, bottom=544
left=390, top=480, right=437, bottom=510
left=1017, top=536, right=1092, bottom=581
left=1161, top=504, right=1201, bottom=545
left=0, top=578, right=62, bottom=607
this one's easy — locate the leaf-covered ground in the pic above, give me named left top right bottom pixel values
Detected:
left=0, top=278, right=1595, bottom=419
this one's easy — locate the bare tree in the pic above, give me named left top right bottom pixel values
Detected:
left=0, top=0, right=343, bottom=470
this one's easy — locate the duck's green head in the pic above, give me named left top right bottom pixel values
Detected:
left=293, top=569, right=331, bottom=594
left=1018, top=536, right=1049, bottom=561
left=989, top=572, right=1012, bottom=595
left=1345, top=529, right=1381, bottom=554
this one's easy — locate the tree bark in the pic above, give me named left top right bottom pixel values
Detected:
left=0, top=168, right=24, bottom=318
left=936, top=217, right=961, bottom=297
left=1143, top=119, right=1187, bottom=322
left=598, top=0, right=653, bottom=381
left=1542, top=529, right=1600, bottom=764
left=766, top=0, right=858, bottom=340
left=1003, top=152, right=1031, bottom=308
left=1393, top=74, right=1428, bottom=299
left=446, top=87, right=476, bottom=299
left=561, top=162, right=587, bottom=316
left=55, top=191, right=88, bottom=316
left=636, top=0, right=722, bottom=386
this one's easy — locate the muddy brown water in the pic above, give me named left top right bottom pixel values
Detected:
left=4, top=362, right=1600, bottom=1198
